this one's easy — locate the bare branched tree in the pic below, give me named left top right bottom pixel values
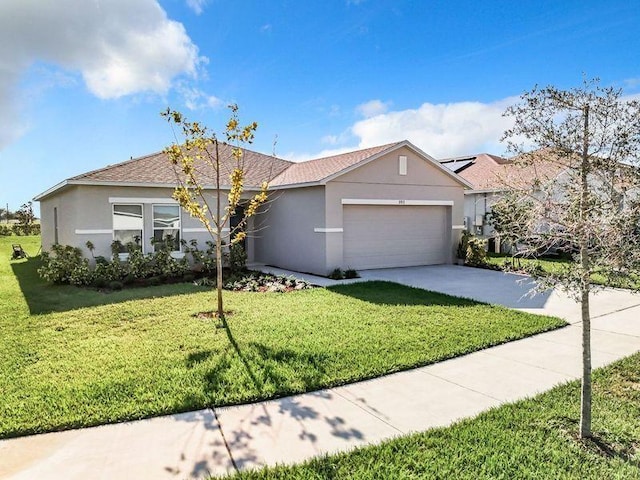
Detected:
left=492, top=79, right=640, bottom=438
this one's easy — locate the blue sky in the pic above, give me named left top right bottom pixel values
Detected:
left=1, top=0, right=639, bottom=214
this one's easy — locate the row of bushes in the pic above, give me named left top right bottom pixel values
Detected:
left=0, top=224, right=40, bottom=236
left=38, top=237, right=247, bottom=289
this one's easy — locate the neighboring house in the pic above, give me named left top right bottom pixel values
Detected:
left=34, top=140, right=471, bottom=276
left=440, top=152, right=565, bottom=252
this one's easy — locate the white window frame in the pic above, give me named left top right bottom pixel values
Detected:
left=152, top=203, right=182, bottom=253
left=112, top=203, right=145, bottom=256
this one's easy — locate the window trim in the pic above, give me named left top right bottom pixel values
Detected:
left=152, top=203, right=182, bottom=253
left=112, top=203, right=145, bottom=255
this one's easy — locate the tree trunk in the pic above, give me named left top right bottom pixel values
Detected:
left=579, top=104, right=592, bottom=439
left=579, top=284, right=592, bottom=438
left=215, top=140, right=224, bottom=320
left=216, top=228, right=223, bottom=319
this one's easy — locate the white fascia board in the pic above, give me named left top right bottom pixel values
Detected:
left=452, top=225, right=466, bottom=230
left=464, top=188, right=502, bottom=195
left=268, top=181, right=322, bottom=190
left=341, top=198, right=454, bottom=206
left=313, top=227, right=344, bottom=233
left=33, top=180, right=69, bottom=201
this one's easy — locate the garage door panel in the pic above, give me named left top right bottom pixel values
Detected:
left=343, top=205, right=448, bottom=270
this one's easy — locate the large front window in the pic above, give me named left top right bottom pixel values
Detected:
left=113, top=204, right=143, bottom=252
left=153, top=205, right=181, bottom=251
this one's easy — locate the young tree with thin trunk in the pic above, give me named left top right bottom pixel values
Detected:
left=493, top=79, right=640, bottom=439
left=162, top=105, right=268, bottom=320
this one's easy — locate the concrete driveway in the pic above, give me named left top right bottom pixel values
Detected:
left=262, top=264, right=640, bottom=326
left=359, top=265, right=640, bottom=327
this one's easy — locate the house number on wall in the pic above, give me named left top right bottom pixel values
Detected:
left=398, top=200, right=406, bottom=205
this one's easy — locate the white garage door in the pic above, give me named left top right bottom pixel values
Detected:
left=343, top=205, right=449, bottom=270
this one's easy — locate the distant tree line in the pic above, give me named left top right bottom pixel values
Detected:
left=0, top=202, right=40, bottom=236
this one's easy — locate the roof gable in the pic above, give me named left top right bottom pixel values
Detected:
left=271, top=140, right=472, bottom=189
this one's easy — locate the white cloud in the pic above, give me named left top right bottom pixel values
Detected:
left=351, top=98, right=517, bottom=158
left=178, top=84, right=224, bottom=111
left=260, top=24, right=273, bottom=33
left=322, top=135, right=339, bottom=145
left=289, top=97, right=517, bottom=162
left=355, top=99, right=391, bottom=118
left=186, top=0, right=207, bottom=15
left=0, top=0, right=204, bottom=148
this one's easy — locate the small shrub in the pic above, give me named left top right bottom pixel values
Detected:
left=466, top=236, right=488, bottom=267
left=108, top=280, right=123, bottom=291
left=344, top=268, right=359, bottom=279
left=148, top=276, right=162, bottom=286
left=223, top=271, right=313, bottom=292
left=0, top=225, right=12, bottom=236
left=38, top=244, right=91, bottom=285
left=149, top=235, right=190, bottom=278
left=229, top=243, right=247, bottom=273
left=194, top=277, right=215, bottom=287
left=126, top=248, right=152, bottom=279
left=328, top=268, right=344, bottom=280
left=95, top=256, right=109, bottom=266
left=457, top=231, right=470, bottom=261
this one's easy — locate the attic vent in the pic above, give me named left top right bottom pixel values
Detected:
left=399, top=155, right=407, bottom=175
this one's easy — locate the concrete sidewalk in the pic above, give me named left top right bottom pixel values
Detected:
left=2, top=268, right=640, bottom=479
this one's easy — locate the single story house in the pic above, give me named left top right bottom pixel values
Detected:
left=440, top=152, right=565, bottom=251
left=35, top=140, right=472, bottom=276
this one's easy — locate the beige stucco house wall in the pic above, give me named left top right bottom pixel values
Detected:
left=40, top=184, right=256, bottom=261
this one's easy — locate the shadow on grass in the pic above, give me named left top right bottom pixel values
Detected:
left=10, top=256, right=202, bottom=315
left=327, top=280, right=485, bottom=307
left=212, top=315, right=331, bottom=396
left=553, top=415, right=640, bottom=466
left=178, top=320, right=365, bottom=475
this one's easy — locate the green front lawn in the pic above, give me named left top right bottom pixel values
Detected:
left=225, top=352, right=640, bottom=479
left=1, top=236, right=565, bottom=438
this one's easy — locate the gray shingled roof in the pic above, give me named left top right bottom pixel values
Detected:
left=36, top=139, right=469, bottom=201
left=66, top=142, right=404, bottom=188
left=269, top=142, right=401, bottom=186
left=70, top=143, right=292, bottom=188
